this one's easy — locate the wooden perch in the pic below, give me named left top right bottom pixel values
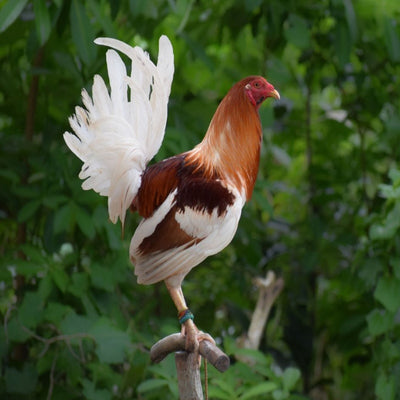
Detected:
left=151, top=333, right=230, bottom=399
left=149, top=271, right=282, bottom=398
left=175, top=351, right=203, bottom=400
left=150, top=333, right=230, bottom=372
left=238, top=270, right=284, bottom=350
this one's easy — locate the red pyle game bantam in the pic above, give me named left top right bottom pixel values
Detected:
left=64, top=35, right=280, bottom=350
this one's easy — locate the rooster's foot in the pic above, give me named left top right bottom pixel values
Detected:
left=180, top=318, right=215, bottom=353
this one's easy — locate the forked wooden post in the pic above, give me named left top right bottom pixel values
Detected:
left=150, top=333, right=230, bottom=400
left=175, top=351, right=203, bottom=399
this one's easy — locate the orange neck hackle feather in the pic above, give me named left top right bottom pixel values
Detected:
left=187, top=78, right=263, bottom=200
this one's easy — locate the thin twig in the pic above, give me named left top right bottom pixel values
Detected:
left=204, top=358, right=209, bottom=400
left=20, top=324, right=94, bottom=362
left=46, top=352, right=58, bottom=400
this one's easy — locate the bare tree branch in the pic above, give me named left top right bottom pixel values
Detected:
left=238, top=270, right=284, bottom=351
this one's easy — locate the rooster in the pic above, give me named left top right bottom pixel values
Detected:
left=64, top=36, right=279, bottom=350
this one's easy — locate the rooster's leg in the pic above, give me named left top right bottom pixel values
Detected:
left=165, top=283, right=197, bottom=351
left=165, top=282, right=214, bottom=352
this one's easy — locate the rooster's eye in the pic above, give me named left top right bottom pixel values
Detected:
left=253, top=82, right=261, bottom=88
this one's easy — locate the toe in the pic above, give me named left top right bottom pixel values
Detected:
left=197, top=332, right=216, bottom=346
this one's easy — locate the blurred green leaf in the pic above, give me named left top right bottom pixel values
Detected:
left=75, top=205, right=96, bottom=238
left=0, top=0, right=28, bottom=33
left=383, top=17, right=400, bottom=62
left=87, top=0, right=117, bottom=37
left=44, top=301, right=72, bottom=325
left=343, top=0, right=358, bottom=42
left=388, top=168, right=400, bottom=184
left=90, top=263, right=117, bottom=291
left=5, top=363, right=38, bottom=394
left=6, top=317, right=31, bottom=342
left=137, top=378, right=169, bottom=393
left=17, top=199, right=41, bottom=223
left=60, top=312, right=93, bottom=335
left=42, top=194, right=68, bottom=209
left=14, top=259, right=44, bottom=279
left=282, top=367, right=301, bottom=392
left=54, top=203, right=74, bottom=234
left=68, top=272, right=89, bottom=297
left=82, top=379, right=112, bottom=400
left=240, top=381, right=278, bottom=399
left=375, top=372, right=395, bottom=400
left=334, top=21, right=351, bottom=67
left=378, top=183, right=400, bottom=199
left=18, top=291, right=44, bottom=329
left=374, top=276, right=400, bottom=312
left=284, top=14, right=310, bottom=49
left=50, top=266, right=70, bottom=293
left=390, top=257, right=400, bottom=280
left=89, top=317, right=130, bottom=363
left=0, top=169, right=20, bottom=185
left=33, top=0, right=51, bottom=45
left=210, top=378, right=237, bottom=398
left=369, top=203, right=400, bottom=240
left=234, top=348, right=269, bottom=366
left=366, top=309, right=394, bottom=337
left=208, top=386, right=234, bottom=400
left=244, top=0, right=263, bottom=12
left=70, top=0, right=96, bottom=65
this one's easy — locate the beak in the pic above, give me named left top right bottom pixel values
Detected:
left=270, top=89, right=280, bottom=100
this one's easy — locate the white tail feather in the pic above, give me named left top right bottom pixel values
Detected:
left=63, top=36, right=174, bottom=225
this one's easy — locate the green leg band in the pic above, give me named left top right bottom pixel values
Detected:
left=178, top=309, right=194, bottom=324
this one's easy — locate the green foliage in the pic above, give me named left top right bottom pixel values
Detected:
left=207, top=345, right=303, bottom=400
left=1, top=0, right=400, bottom=398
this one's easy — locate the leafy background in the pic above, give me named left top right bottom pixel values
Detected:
left=1, top=0, right=400, bottom=399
